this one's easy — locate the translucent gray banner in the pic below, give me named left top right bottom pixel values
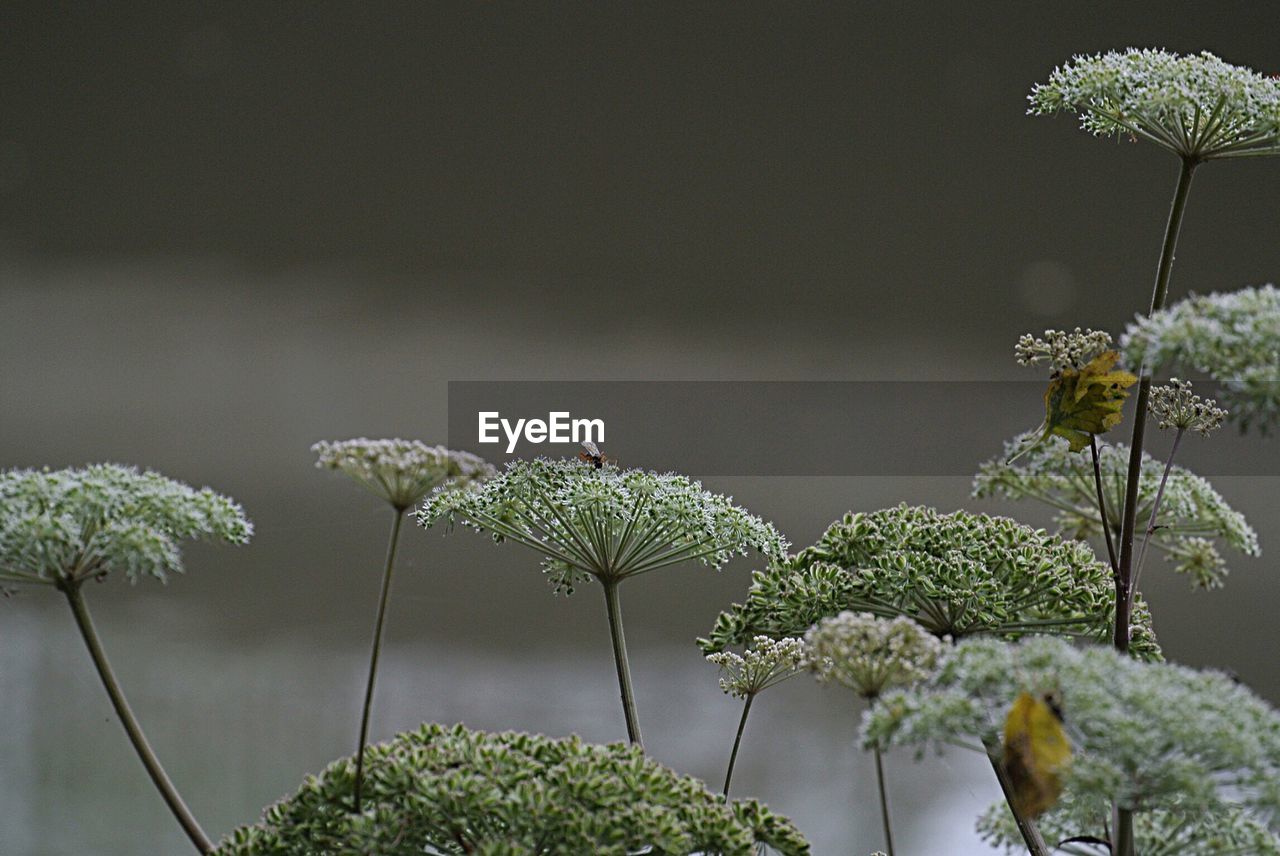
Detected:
left=447, top=381, right=1275, bottom=476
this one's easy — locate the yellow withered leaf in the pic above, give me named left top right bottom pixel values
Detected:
left=1010, top=350, right=1138, bottom=461
left=1001, top=691, right=1071, bottom=818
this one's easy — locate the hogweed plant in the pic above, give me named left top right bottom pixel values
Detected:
left=0, top=464, right=251, bottom=854
left=311, top=438, right=493, bottom=811
left=419, top=457, right=786, bottom=747
left=9, top=45, right=1280, bottom=856
left=706, top=635, right=806, bottom=797
left=805, top=612, right=943, bottom=856
left=1028, top=48, right=1280, bottom=851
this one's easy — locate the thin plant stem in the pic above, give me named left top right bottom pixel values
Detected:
left=1131, top=428, right=1184, bottom=599
left=1115, top=156, right=1197, bottom=654
left=984, top=739, right=1050, bottom=856
left=61, top=581, right=214, bottom=854
left=353, top=506, right=406, bottom=812
left=872, top=743, right=896, bottom=856
left=601, top=579, right=643, bottom=747
left=1090, top=436, right=1119, bottom=575
left=722, top=693, right=754, bottom=797
left=1114, top=804, right=1136, bottom=856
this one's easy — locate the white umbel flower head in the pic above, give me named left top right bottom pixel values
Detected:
left=805, top=611, right=942, bottom=699
left=706, top=635, right=807, bottom=699
left=1015, top=328, right=1113, bottom=372
left=1030, top=49, right=1280, bottom=161
left=1149, top=378, right=1227, bottom=436
left=312, top=438, right=494, bottom=510
left=0, top=464, right=252, bottom=587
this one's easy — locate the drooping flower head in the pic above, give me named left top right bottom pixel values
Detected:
left=975, top=433, right=1258, bottom=590
left=707, top=635, right=807, bottom=699
left=700, top=505, right=1159, bottom=659
left=312, top=438, right=494, bottom=510
left=1122, top=284, right=1280, bottom=432
left=0, top=464, right=252, bottom=587
left=864, top=637, right=1280, bottom=820
left=978, top=794, right=1280, bottom=856
left=418, top=457, right=786, bottom=593
left=805, top=611, right=942, bottom=700
left=215, top=723, right=811, bottom=855
left=1148, top=378, right=1227, bottom=436
left=1030, top=49, right=1280, bottom=161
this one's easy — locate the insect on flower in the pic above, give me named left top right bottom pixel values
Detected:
left=578, top=440, right=609, bottom=469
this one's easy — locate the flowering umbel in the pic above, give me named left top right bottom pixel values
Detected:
left=864, top=637, right=1280, bottom=821
left=1122, top=284, right=1280, bottom=432
left=701, top=505, right=1159, bottom=659
left=1148, top=378, right=1227, bottom=436
left=975, top=434, right=1258, bottom=589
left=418, top=457, right=787, bottom=592
left=1015, top=328, right=1113, bottom=373
left=215, top=724, right=811, bottom=855
left=0, top=464, right=252, bottom=586
left=312, top=438, right=493, bottom=510
left=1030, top=49, right=1280, bottom=161
left=805, top=612, right=942, bottom=699
left=707, top=635, right=807, bottom=699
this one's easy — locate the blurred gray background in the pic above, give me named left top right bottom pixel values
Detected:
left=2, top=3, right=1278, bottom=854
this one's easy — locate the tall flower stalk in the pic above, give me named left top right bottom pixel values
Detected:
left=420, top=458, right=786, bottom=748
left=312, top=438, right=492, bottom=812
left=805, top=612, right=942, bottom=856
left=1031, top=51, right=1280, bottom=852
left=706, top=635, right=806, bottom=796
left=0, top=465, right=252, bottom=854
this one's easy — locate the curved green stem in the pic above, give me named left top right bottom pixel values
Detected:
left=62, top=581, right=214, bottom=854
left=722, top=693, right=753, bottom=796
left=601, top=579, right=643, bottom=747
left=353, top=506, right=406, bottom=812
left=1115, top=157, right=1197, bottom=653
left=873, top=744, right=897, bottom=856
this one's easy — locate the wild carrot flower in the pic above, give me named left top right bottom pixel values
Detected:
left=1015, top=328, right=1114, bottom=372
left=1030, top=49, right=1280, bottom=161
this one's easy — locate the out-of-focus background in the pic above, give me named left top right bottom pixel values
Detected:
left=2, top=3, right=1278, bottom=854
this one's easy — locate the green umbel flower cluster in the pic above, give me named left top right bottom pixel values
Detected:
left=215, top=723, right=811, bottom=856
left=978, top=794, right=1280, bottom=856
left=975, top=433, right=1258, bottom=589
left=1122, top=284, right=1280, bottom=432
left=805, top=612, right=942, bottom=700
left=1030, top=49, right=1280, bottom=161
left=0, top=464, right=252, bottom=587
left=864, top=637, right=1280, bottom=820
left=700, top=505, right=1159, bottom=658
left=706, top=635, right=807, bottom=699
left=313, top=438, right=494, bottom=510
left=419, top=458, right=787, bottom=593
